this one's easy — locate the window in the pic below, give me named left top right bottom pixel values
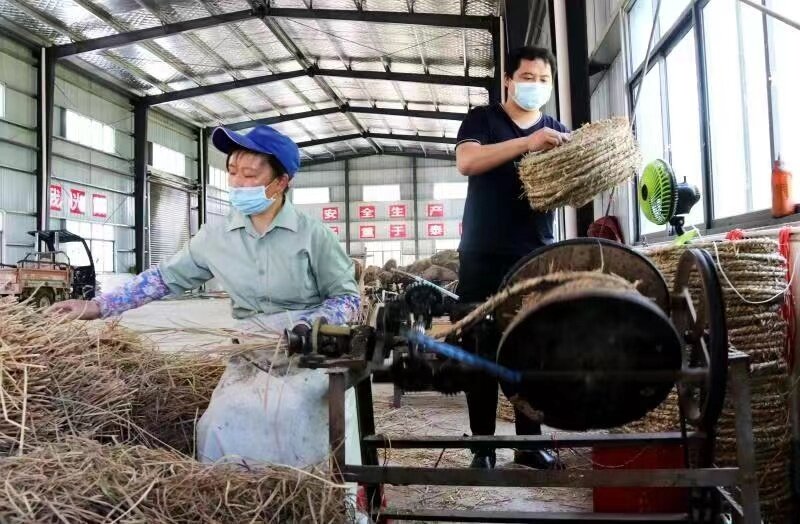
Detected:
left=363, top=184, right=401, bottom=202
left=435, top=239, right=460, bottom=252
left=64, top=110, right=116, bottom=154
left=292, top=187, right=331, bottom=205
left=150, top=143, right=186, bottom=178
left=364, top=241, right=402, bottom=269
left=433, top=182, right=468, bottom=200
left=65, top=220, right=115, bottom=273
left=633, top=65, right=667, bottom=235
left=209, top=166, right=228, bottom=190
left=0, top=83, right=5, bottom=119
left=771, top=0, right=800, bottom=186
left=704, top=0, right=771, bottom=218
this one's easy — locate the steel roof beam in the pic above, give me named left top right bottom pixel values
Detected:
left=301, top=150, right=455, bottom=166
left=225, top=105, right=465, bottom=130
left=52, top=9, right=256, bottom=57
left=143, top=70, right=306, bottom=105
left=262, top=7, right=493, bottom=30
left=297, top=132, right=456, bottom=148
left=143, top=68, right=490, bottom=105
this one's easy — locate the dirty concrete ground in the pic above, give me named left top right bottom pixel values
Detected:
left=120, top=297, right=593, bottom=521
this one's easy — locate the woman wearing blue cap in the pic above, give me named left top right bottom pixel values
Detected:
left=47, top=125, right=363, bottom=469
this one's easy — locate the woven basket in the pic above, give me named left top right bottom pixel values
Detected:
left=631, top=238, right=792, bottom=523
left=518, top=117, right=641, bottom=211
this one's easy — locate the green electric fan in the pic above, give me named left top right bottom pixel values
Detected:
left=638, top=159, right=701, bottom=244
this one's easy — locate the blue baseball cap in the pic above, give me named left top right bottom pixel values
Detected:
left=211, top=125, right=300, bottom=178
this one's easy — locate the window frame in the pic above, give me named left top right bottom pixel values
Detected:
left=63, top=109, right=117, bottom=155
left=362, top=184, right=401, bottom=202
left=624, top=0, right=791, bottom=243
left=292, top=187, right=331, bottom=205
left=0, top=83, right=5, bottom=119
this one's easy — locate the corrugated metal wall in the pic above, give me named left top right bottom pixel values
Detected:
left=587, top=0, right=634, bottom=242
left=146, top=110, right=198, bottom=268
left=50, top=65, right=136, bottom=273
left=290, top=155, right=465, bottom=262
left=0, top=35, right=37, bottom=264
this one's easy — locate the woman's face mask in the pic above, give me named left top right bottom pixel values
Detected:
left=512, top=81, right=552, bottom=112
left=229, top=178, right=279, bottom=215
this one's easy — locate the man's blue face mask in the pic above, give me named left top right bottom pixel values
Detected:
left=512, top=82, right=552, bottom=111
left=229, top=178, right=279, bottom=215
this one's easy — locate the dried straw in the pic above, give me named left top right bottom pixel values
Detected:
left=631, top=238, right=792, bottom=523
left=518, top=117, right=641, bottom=210
left=0, top=297, right=228, bottom=455
left=0, top=437, right=352, bottom=523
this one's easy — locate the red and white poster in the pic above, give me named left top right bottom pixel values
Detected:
left=389, top=224, right=407, bottom=239
left=358, top=205, right=376, bottom=219
left=359, top=225, right=376, bottom=239
left=322, top=207, right=340, bottom=222
left=427, top=203, right=444, bottom=218
left=427, top=223, right=445, bottom=237
left=69, top=188, right=86, bottom=215
left=49, top=184, right=63, bottom=211
left=388, top=204, right=407, bottom=219
left=329, top=225, right=340, bottom=235
left=92, top=194, right=108, bottom=218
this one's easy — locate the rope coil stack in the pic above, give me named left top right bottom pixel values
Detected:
left=518, top=117, right=641, bottom=211
left=632, top=238, right=791, bottom=523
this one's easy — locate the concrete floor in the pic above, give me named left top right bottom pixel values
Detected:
left=122, top=297, right=592, bottom=521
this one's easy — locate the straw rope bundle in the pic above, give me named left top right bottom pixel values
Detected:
left=631, top=238, right=791, bottom=523
left=0, top=437, right=351, bottom=523
left=518, top=117, right=641, bottom=210
left=0, top=297, right=228, bottom=455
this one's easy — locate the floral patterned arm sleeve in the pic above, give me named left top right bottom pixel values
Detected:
left=297, top=294, right=361, bottom=327
left=92, top=267, right=172, bottom=318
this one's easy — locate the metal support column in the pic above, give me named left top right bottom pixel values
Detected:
left=133, top=101, right=148, bottom=273
left=564, top=0, right=593, bottom=237
left=344, top=159, right=351, bottom=255
left=197, top=127, right=208, bottom=227
left=36, top=47, right=56, bottom=233
left=729, top=356, right=761, bottom=524
left=489, top=16, right=503, bottom=105
left=412, top=156, right=420, bottom=259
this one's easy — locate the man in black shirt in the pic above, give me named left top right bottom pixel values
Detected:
left=455, top=46, right=571, bottom=469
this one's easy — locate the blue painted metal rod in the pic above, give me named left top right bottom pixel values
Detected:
left=404, top=330, right=522, bottom=383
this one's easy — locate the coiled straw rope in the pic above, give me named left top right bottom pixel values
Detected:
left=518, top=117, right=642, bottom=211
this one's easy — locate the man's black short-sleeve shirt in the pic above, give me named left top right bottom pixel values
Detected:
left=456, top=103, right=569, bottom=256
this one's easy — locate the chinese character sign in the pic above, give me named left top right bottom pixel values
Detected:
left=329, top=225, right=340, bottom=235
left=388, top=204, right=407, bottom=218
left=427, top=223, right=445, bottom=237
left=389, top=224, right=407, bottom=239
left=427, top=203, right=444, bottom=218
left=92, top=194, right=108, bottom=218
left=359, top=225, right=376, bottom=239
left=322, top=207, right=340, bottom=222
left=69, top=189, right=86, bottom=215
left=358, top=205, right=376, bottom=219
left=50, top=185, right=63, bottom=211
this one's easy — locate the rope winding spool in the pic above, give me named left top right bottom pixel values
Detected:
left=518, top=117, right=641, bottom=211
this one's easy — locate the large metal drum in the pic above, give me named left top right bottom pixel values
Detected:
left=495, top=239, right=682, bottom=431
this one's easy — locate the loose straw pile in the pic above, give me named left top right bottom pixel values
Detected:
left=518, top=117, right=641, bottom=210
left=0, top=297, right=230, bottom=455
left=0, top=437, right=352, bottom=523
left=630, top=238, right=791, bottom=523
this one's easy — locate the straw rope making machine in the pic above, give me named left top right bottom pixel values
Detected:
left=286, top=238, right=762, bottom=523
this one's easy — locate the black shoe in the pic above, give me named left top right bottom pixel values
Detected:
left=470, top=450, right=497, bottom=469
left=514, top=450, right=565, bottom=470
